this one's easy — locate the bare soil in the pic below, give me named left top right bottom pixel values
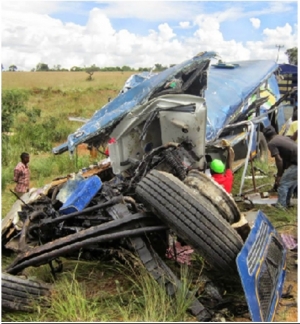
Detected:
left=274, top=249, right=298, bottom=322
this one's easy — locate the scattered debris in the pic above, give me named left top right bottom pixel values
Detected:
left=244, top=192, right=278, bottom=205
left=165, top=241, right=194, bottom=265
left=281, top=234, right=297, bottom=251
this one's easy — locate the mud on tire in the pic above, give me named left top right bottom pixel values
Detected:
left=136, top=170, right=243, bottom=272
left=184, top=169, right=241, bottom=224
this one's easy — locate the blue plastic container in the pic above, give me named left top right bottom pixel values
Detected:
left=59, top=175, right=102, bottom=215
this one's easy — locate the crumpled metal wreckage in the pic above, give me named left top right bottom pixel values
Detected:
left=2, top=52, right=289, bottom=322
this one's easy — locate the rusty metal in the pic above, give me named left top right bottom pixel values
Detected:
left=29, top=196, right=124, bottom=231
left=6, top=211, right=165, bottom=273
left=6, top=225, right=167, bottom=275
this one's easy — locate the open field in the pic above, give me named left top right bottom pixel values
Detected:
left=2, top=71, right=135, bottom=91
left=1, top=71, right=298, bottom=322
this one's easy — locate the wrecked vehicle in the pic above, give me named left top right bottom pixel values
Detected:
left=2, top=52, right=289, bottom=321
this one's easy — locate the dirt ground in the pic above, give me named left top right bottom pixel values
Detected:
left=274, top=249, right=298, bottom=322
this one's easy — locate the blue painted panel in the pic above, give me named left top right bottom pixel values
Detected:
left=59, top=175, right=102, bottom=215
left=236, top=210, right=286, bottom=322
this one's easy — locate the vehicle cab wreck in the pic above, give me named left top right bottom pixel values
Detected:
left=2, top=52, right=289, bottom=322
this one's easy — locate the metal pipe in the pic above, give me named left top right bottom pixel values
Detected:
left=249, top=158, right=257, bottom=192
left=223, top=120, right=255, bottom=195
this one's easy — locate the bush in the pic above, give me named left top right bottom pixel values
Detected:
left=2, top=89, right=29, bottom=132
left=12, top=116, right=73, bottom=152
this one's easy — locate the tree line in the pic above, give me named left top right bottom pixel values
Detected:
left=3, top=62, right=170, bottom=73
left=3, top=47, right=297, bottom=72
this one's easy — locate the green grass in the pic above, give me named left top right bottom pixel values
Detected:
left=2, top=254, right=198, bottom=322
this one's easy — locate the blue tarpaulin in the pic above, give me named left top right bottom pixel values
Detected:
left=279, top=63, right=298, bottom=75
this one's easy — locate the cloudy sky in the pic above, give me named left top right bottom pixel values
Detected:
left=1, top=1, right=298, bottom=71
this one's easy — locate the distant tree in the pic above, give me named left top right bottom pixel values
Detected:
left=9, top=65, right=17, bottom=72
left=86, top=69, right=94, bottom=80
left=31, top=68, right=35, bottom=72
left=2, top=64, right=4, bottom=71
left=71, top=66, right=83, bottom=71
left=53, top=64, right=61, bottom=71
left=154, top=63, right=168, bottom=71
left=85, top=65, right=97, bottom=81
left=154, top=63, right=163, bottom=71
left=285, top=47, right=298, bottom=65
left=36, top=63, right=49, bottom=71
left=121, top=65, right=132, bottom=71
left=138, top=67, right=151, bottom=72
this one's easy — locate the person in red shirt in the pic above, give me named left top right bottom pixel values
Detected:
left=13, top=152, right=30, bottom=197
left=104, top=138, right=116, bottom=156
left=210, top=145, right=234, bottom=194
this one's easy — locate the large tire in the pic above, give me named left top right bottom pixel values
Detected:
left=2, top=273, right=51, bottom=312
left=257, top=131, right=268, bottom=163
left=136, top=170, right=243, bottom=272
left=184, top=170, right=242, bottom=224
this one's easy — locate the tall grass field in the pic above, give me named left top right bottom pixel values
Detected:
left=1, top=71, right=297, bottom=322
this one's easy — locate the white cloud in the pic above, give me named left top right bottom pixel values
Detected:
left=96, top=1, right=203, bottom=22
left=1, top=0, right=63, bottom=14
left=245, top=23, right=297, bottom=62
left=157, top=23, right=176, bottom=41
left=85, top=8, right=115, bottom=36
left=1, top=1, right=297, bottom=71
left=250, top=18, right=260, bottom=29
left=179, top=21, right=190, bottom=29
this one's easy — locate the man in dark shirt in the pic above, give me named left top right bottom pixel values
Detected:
left=263, top=125, right=297, bottom=209
left=210, top=145, right=234, bottom=194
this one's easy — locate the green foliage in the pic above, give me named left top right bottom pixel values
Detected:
left=9, top=112, right=74, bottom=153
left=1, top=89, right=29, bottom=132
left=39, top=276, right=101, bottom=322
left=9, top=65, right=17, bottom=72
left=121, top=65, right=132, bottom=71
left=36, top=63, right=49, bottom=71
left=285, top=47, right=298, bottom=65
left=1, top=254, right=196, bottom=322
left=25, top=107, right=41, bottom=123
left=112, top=253, right=195, bottom=322
left=71, top=66, right=83, bottom=71
left=1, top=164, right=14, bottom=190
left=13, top=116, right=60, bottom=152
left=154, top=63, right=168, bottom=71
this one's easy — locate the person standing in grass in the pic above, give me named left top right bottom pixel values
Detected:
left=263, top=125, right=297, bottom=209
left=13, top=152, right=30, bottom=197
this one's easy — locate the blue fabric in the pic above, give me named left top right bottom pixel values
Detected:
left=279, top=64, right=298, bottom=75
left=277, top=164, right=298, bottom=207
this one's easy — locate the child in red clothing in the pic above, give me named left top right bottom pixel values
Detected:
left=105, top=138, right=116, bottom=156
left=210, top=146, right=235, bottom=194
